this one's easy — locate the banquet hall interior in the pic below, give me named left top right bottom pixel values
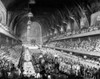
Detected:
left=0, top=0, right=100, bottom=79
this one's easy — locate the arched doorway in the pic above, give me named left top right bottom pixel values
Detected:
left=21, top=22, right=42, bottom=46
left=29, top=22, right=42, bottom=45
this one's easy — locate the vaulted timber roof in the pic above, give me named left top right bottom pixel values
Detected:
left=1, top=0, right=98, bottom=11
left=1, top=0, right=100, bottom=37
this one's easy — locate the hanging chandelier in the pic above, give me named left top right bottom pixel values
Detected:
left=27, top=0, right=34, bottom=32
left=27, top=0, right=34, bottom=25
left=28, top=12, right=33, bottom=17
left=27, top=12, right=33, bottom=42
left=29, top=0, right=36, bottom=4
left=27, top=12, right=33, bottom=25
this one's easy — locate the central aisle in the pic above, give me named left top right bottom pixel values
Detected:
left=18, top=44, right=42, bottom=78
left=23, top=48, right=36, bottom=77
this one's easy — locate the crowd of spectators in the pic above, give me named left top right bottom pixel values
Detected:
left=39, top=48, right=100, bottom=79
left=19, top=47, right=99, bottom=79
left=0, top=43, right=100, bottom=79
left=48, top=35, right=100, bottom=53
left=0, top=44, right=22, bottom=79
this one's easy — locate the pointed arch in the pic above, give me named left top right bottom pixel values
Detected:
left=29, top=22, right=42, bottom=45
left=9, top=12, right=27, bottom=32
left=0, top=1, right=6, bottom=25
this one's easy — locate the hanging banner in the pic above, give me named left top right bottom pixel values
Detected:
left=91, top=11, right=100, bottom=26
left=80, top=16, right=89, bottom=29
left=73, top=19, right=79, bottom=32
left=67, top=22, right=71, bottom=33
left=60, top=26, right=64, bottom=33
left=54, top=28, right=57, bottom=34
left=50, top=32, right=52, bottom=35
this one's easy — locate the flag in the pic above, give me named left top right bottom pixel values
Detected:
left=80, top=17, right=89, bottom=29
left=73, top=19, right=79, bottom=32
left=49, top=28, right=54, bottom=36
left=54, top=28, right=58, bottom=34
left=47, top=33, right=49, bottom=36
left=91, top=11, right=100, bottom=28
left=60, top=26, right=64, bottom=33
left=67, top=22, right=71, bottom=33
left=65, top=6, right=79, bottom=32
left=50, top=32, right=52, bottom=35
left=77, top=5, right=89, bottom=29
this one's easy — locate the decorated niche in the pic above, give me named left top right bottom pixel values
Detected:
left=91, top=11, right=100, bottom=27
left=0, top=1, right=6, bottom=25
